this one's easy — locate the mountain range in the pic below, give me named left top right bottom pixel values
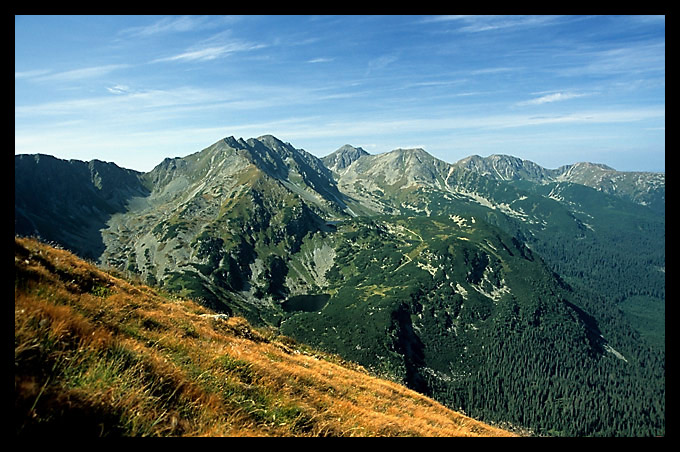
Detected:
left=14, top=135, right=665, bottom=436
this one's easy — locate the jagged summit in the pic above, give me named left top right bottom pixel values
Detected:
left=384, top=147, right=436, bottom=161
left=221, top=135, right=245, bottom=147
left=321, top=144, right=369, bottom=173
left=333, top=146, right=452, bottom=196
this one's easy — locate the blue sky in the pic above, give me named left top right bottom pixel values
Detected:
left=15, top=15, right=665, bottom=173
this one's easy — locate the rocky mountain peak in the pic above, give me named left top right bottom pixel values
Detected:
left=322, top=144, right=369, bottom=173
left=380, top=147, right=448, bottom=176
left=388, top=147, right=431, bottom=159
left=455, top=154, right=553, bottom=183
left=221, top=135, right=243, bottom=148
left=555, top=161, right=615, bottom=177
left=252, top=134, right=289, bottom=150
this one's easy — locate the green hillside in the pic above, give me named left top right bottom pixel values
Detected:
left=280, top=215, right=664, bottom=436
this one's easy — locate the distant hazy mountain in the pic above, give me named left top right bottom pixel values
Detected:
left=330, top=148, right=664, bottom=213
left=453, top=154, right=665, bottom=213
left=14, top=135, right=665, bottom=436
left=553, top=161, right=665, bottom=213
left=455, top=154, right=555, bottom=183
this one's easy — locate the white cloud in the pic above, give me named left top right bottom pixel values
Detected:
left=420, top=15, right=469, bottom=23
left=154, top=46, right=230, bottom=62
left=15, top=85, right=221, bottom=120
left=217, top=107, right=666, bottom=142
left=152, top=41, right=265, bottom=63
left=469, top=67, right=518, bottom=76
left=553, top=42, right=665, bottom=78
left=517, top=92, right=587, bottom=106
left=307, top=57, right=334, bottom=64
left=15, top=69, right=52, bottom=79
left=106, top=84, right=131, bottom=95
left=30, top=64, right=129, bottom=83
left=120, top=16, right=212, bottom=37
left=423, top=15, right=563, bottom=33
left=366, top=54, right=399, bottom=75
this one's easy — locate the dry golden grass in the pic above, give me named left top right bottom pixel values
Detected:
left=14, top=237, right=516, bottom=437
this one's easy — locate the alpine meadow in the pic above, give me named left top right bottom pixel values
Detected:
left=15, top=15, right=664, bottom=437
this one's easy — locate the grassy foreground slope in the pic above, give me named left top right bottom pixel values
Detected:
left=14, top=237, right=514, bottom=437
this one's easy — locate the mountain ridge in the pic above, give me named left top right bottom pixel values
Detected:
left=321, top=144, right=369, bottom=173
left=325, top=146, right=664, bottom=210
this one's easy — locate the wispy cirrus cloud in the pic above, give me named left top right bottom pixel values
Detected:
left=15, top=86, right=218, bottom=119
left=307, top=57, right=334, bottom=64
left=106, top=84, right=131, bottom=95
left=118, top=17, right=260, bottom=64
left=15, top=69, right=52, bottom=79
left=517, top=91, right=589, bottom=106
left=581, top=42, right=665, bottom=76
left=365, top=54, right=399, bottom=76
left=152, top=39, right=266, bottom=63
left=131, top=16, right=197, bottom=36
left=120, top=15, right=235, bottom=37
left=548, top=41, right=665, bottom=79
left=15, top=64, right=129, bottom=83
left=469, top=67, right=518, bottom=76
left=422, top=15, right=563, bottom=33
left=15, top=82, right=353, bottom=124
left=216, top=107, right=666, bottom=142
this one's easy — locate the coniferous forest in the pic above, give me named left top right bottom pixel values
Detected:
left=281, top=214, right=665, bottom=437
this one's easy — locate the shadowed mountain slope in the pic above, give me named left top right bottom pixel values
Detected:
left=14, top=154, right=149, bottom=259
